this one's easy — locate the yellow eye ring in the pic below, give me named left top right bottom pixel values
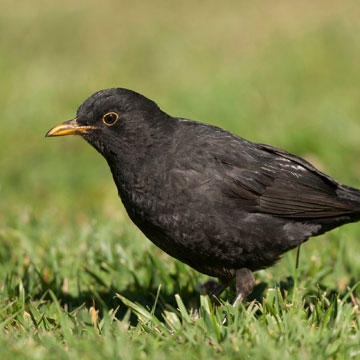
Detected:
left=102, top=112, right=119, bottom=126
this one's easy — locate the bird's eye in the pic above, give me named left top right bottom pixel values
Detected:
left=102, top=112, right=119, bottom=126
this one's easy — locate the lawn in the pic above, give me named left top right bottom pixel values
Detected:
left=1, top=1, right=360, bottom=358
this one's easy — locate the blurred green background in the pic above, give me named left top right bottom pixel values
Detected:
left=1, top=0, right=360, bottom=357
left=1, top=0, right=360, bottom=290
left=2, top=0, right=360, bottom=293
left=1, top=0, right=360, bottom=216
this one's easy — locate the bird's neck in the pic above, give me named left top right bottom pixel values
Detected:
left=105, top=118, right=176, bottom=203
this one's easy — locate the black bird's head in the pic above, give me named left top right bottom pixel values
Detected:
left=46, top=88, right=171, bottom=161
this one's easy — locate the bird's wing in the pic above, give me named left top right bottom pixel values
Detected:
left=219, top=142, right=355, bottom=219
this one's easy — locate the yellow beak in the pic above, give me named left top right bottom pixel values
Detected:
left=45, top=118, right=98, bottom=137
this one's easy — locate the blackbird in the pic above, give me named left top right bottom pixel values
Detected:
left=46, top=88, right=360, bottom=303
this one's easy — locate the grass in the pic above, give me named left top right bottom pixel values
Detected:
left=1, top=0, right=360, bottom=358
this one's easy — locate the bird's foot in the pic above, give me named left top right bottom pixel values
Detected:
left=232, top=268, right=255, bottom=307
left=198, top=278, right=232, bottom=304
left=198, top=279, right=219, bottom=295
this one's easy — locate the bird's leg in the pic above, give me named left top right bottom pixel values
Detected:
left=209, top=277, right=233, bottom=303
left=199, top=278, right=232, bottom=303
left=232, top=268, right=255, bottom=306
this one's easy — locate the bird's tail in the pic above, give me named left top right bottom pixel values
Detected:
left=337, top=184, right=360, bottom=217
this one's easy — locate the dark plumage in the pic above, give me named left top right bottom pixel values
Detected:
left=46, top=88, right=360, bottom=303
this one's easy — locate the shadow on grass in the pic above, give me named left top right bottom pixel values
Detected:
left=13, top=262, right=204, bottom=324
left=9, top=262, right=359, bottom=326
